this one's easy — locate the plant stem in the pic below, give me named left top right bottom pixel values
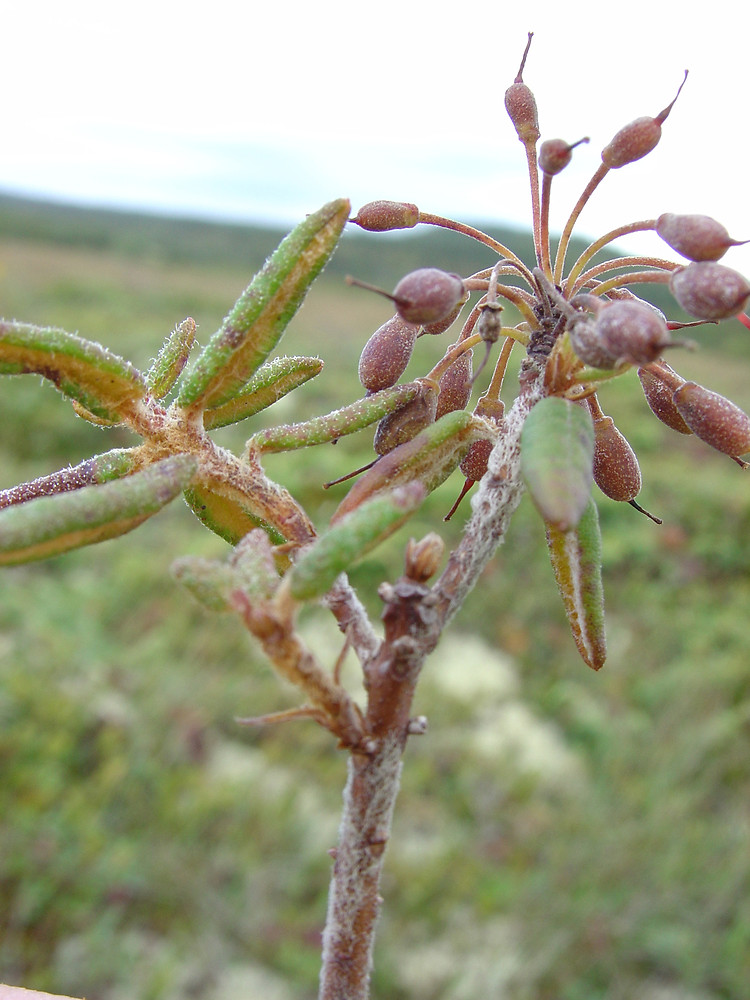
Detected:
left=318, top=735, right=404, bottom=1000
left=318, top=375, right=544, bottom=999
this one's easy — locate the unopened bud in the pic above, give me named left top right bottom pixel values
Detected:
left=351, top=200, right=420, bottom=232
left=672, top=381, right=750, bottom=456
left=405, top=532, right=445, bottom=582
left=669, top=262, right=750, bottom=320
left=358, top=315, right=419, bottom=393
left=656, top=213, right=746, bottom=263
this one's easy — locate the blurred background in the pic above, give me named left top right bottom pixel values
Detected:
left=1, top=2, right=749, bottom=998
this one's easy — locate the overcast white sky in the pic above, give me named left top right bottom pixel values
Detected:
left=4, top=0, right=750, bottom=278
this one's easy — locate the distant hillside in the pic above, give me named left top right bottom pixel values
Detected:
left=0, top=190, right=703, bottom=334
left=0, top=191, right=591, bottom=286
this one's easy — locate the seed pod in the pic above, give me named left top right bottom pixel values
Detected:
left=596, top=301, right=673, bottom=366
left=601, top=71, right=687, bottom=169
left=669, top=262, right=750, bottom=320
left=505, top=33, right=540, bottom=144
left=393, top=269, right=466, bottom=326
left=568, top=315, right=619, bottom=370
left=358, top=315, right=419, bottom=393
left=289, top=482, right=427, bottom=600
left=545, top=498, right=607, bottom=671
left=672, top=381, right=750, bottom=456
left=351, top=200, right=420, bottom=232
left=435, top=345, right=473, bottom=419
left=591, top=413, right=642, bottom=501
left=521, top=396, right=595, bottom=532
left=656, top=213, right=746, bottom=263
left=373, top=381, right=438, bottom=455
left=420, top=287, right=470, bottom=336
left=539, top=137, right=589, bottom=176
left=637, top=362, right=692, bottom=434
left=459, top=396, right=505, bottom=481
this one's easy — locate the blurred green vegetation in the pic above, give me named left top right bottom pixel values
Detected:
left=0, top=196, right=748, bottom=1000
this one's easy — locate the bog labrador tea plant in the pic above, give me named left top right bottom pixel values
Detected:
left=2, top=33, right=749, bottom=1000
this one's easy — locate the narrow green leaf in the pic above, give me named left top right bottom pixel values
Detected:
left=146, top=317, right=197, bottom=399
left=332, top=410, right=489, bottom=521
left=172, top=529, right=280, bottom=611
left=175, top=199, right=350, bottom=410
left=203, top=355, right=323, bottom=430
left=521, top=396, right=594, bottom=531
left=247, top=382, right=420, bottom=454
left=290, top=482, right=427, bottom=600
left=0, top=320, right=146, bottom=421
left=545, top=498, right=607, bottom=670
left=183, top=482, right=287, bottom=546
left=0, top=448, right=142, bottom=510
left=0, top=454, right=197, bottom=566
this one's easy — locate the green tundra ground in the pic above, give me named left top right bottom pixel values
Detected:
left=0, top=196, right=748, bottom=1000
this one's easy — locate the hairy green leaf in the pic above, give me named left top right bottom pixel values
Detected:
left=175, top=199, right=350, bottom=410
left=248, top=382, right=420, bottom=454
left=332, top=410, right=489, bottom=521
left=146, top=317, right=197, bottom=399
left=521, top=395, right=594, bottom=531
left=290, top=482, right=427, bottom=600
left=0, top=320, right=146, bottom=421
left=0, top=454, right=197, bottom=566
left=203, top=355, right=323, bottom=430
left=545, top=498, right=607, bottom=670
left=0, top=448, right=143, bottom=510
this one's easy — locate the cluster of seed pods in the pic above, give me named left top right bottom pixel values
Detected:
left=336, top=33, right=750, bottom=668
left=347, top=32, right=750, bottom=526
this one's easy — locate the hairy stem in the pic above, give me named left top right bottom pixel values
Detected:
left=319, top=735, right=403, bottom=1000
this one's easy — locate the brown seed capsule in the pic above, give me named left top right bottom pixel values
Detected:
left=393, top=268, right=466, bottom=325
left=601, top=71, right=687, bottom=169
left=435, top=345, right=473, bottom=420
left=459, top=396, right=505, bottom=481
left=592, top=414, right=642, bottom=502
left=539, top=137, right=589, bottom=176
left=655, top=213, right=746, bottom=263
left=568, top=315, right=619, bottom=369
left=420, top=287, right=469, bottom=336
left=373, top=380, right=438, bottom=455
left=669, top=262, right=750, bottom=320
left=672, top=381, right=750, bottom=456
left=596, top=301, right=673, bottom=365
left=637, top=362, right=693, bottom=434
left=358, top=315, right=419, bottom=393
left=351, top=200, right=420, bottom=232
left=504, top=32, right=540, bottom=144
